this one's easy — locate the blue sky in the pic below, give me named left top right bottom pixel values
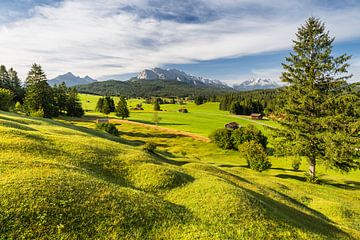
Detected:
left=0, top=0, right=359, bottom=84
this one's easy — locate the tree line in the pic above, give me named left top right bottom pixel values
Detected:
left=218, top=89, right=279, bottom=115
left=0, top=63, right=84, bottom=118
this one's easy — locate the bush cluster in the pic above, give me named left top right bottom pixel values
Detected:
left=96, top=123, right=119, bottom=136
left=239, top=140, right=272, bottom=172
left=143, top=141, right=157, bottom=153
left=210, top=125, right=267, bottom=150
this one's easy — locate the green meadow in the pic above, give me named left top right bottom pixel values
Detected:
left=1, top=101, right=359, bottom=239
left=79, top=94, right=279, bottom=137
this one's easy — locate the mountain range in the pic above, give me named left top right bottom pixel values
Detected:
left=50, top=68, right=282, bottom=96
left=136, top=68, right=230, bottom=89
left=233, top=78, right=280, bottom=91
left=48, top=72, right=97, bottom=87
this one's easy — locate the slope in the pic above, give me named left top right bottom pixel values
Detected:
left=76, top=79, right=234, bottom=97
left=0, top=111, right=357, bottom=239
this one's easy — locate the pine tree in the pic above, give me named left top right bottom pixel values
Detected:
left=154, top=101, right=160, bottom=111
left=102, top=99, right=111, bottom=115
left=8, top=68, right=24, bottom=103
left=0, top=65, right=10, bottom=90
left=278, top=17, right=359, bottom=182
left=96, top=97, right=104, bottom=112
left=24, top=64, right=55, bottom=118
left=53, top=82, right=68, bottom=114
left=116, top=96, right=129, bottom=119
left=66, top=87, right=84, bottom=117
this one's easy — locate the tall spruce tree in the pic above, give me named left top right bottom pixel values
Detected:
left=0, top=65, right=11, bottom=90
left=278, top=17, right=359, bottom=182
left=116, top=96, right=129, bottom=119
left=8, top=68, right=24, bottom=103
left=66, top=87, right=84, bottom=117
left=53, top=82, right=68, bottom=114
left=24, top=64, right=55, bottom=118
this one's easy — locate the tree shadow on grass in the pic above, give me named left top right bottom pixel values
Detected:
left=244, top=187, right=348, bottom=238
left=129, top=119, right=188, bottom=126
left=151, top=152, right=190, bottom=166
left=272, top=167, right=304, bottom=172
left=320, top=179, right=360, bottom=190
left=218, top=164, right=249, bottom=168
left=118, top=130, right=185, bottom=139
left=268, top=188, right=334, bottom=223
left=276, top=174, right=360, bottom=190
left=212, top=171, right=350, bottom=238
left=275, top=174, right=307, bottom=182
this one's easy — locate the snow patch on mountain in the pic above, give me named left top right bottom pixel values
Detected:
left=137, top=68, right=230, bottom=89
left=233, top=78, right=281, bottom=91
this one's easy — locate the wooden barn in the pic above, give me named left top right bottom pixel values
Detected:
left=225, top=122, right=240, bottom=130
left=250, top=113, right=264, bottom=120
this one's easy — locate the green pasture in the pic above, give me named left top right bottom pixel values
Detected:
left=79, top=94, right=279, bottom=137
left=1, top=110, right=359, bottom=239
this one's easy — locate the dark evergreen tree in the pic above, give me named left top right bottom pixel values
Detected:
left=0, top=65, right=10, bottom=90
left=96, top=97, right=104, bottom=112
left=24, top=64, right=55, bottom=118
left=105, top=96, right=115, bottom=112
left=278, top=17, right=359, bottom=182
left=53, top=82, right=68, bottom=114
left=116, top=96, right=130, bottom=119
left=230, top=101, right=242, bottom=115
left=154, top=101, right=161, bottom=111
left=66, top=87, right=84, bottom=117
left=194, top=96, right=205, bottom=105
left=8, top=68, right=24, bottom=103
left=102, top=98, right=111, bottom=115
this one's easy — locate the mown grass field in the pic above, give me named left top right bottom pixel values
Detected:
left=1, top=109, right=359, bottom=239
left=79, top=94, right=280, bottom=137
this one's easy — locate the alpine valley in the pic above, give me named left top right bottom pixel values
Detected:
left=72, top=68, right=281, bottom=96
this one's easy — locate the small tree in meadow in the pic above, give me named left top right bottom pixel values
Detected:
left=154, top=101, right=161, bottom=111
left=116, top=96, right=130, bottom=119
left=239, top=140, right=271, bottom=172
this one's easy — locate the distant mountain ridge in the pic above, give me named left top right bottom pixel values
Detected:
left=233, top=78, right=281, bottom=91
left=48, top=72, right=97, bottom=87
left=137, top=68, right=230, bottom=89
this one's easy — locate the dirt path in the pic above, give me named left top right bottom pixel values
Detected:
left=110, top=119, right=210, bottom=142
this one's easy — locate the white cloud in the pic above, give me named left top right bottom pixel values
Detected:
left=0, top=0, right=359, bottom=80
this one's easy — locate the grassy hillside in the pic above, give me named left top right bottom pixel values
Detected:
left=76, top=79, right=234, bottom=97
left=1, top=111, right=359, bottom=239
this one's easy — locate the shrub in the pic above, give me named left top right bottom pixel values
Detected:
left=143, top=141, right=157, bottom=153
left=29, top=108, right=44, bottom=118
left=239, top=140, right=271, bottom=172
left=15, top=102, right=22, bottom=112
left=0, top=88, right=14, bottom=111
left=231, top=125, right=267, bottom=149
left=291, top=157, right=302, bottom=171
left=209, top=128, right=233, bottom=149
left=212, top=125, right=267, bottom=151
left=96, top=123, right=119, bottom=136
left=178, top=108, right=188, bottom=113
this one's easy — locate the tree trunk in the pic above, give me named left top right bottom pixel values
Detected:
left=309, top=158, right=316, bottom=182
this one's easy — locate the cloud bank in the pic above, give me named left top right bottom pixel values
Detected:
left=0, top=0, right=359, bottom=81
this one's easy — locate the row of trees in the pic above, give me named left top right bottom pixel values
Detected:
left=95, top=96, right=130, bottom=119
left=219, top=89, right=278, bottom=115
left=0, top=63, right=84, bottom=118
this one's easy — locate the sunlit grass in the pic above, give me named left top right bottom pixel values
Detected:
left=1, top=110, right=359, bottom=239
